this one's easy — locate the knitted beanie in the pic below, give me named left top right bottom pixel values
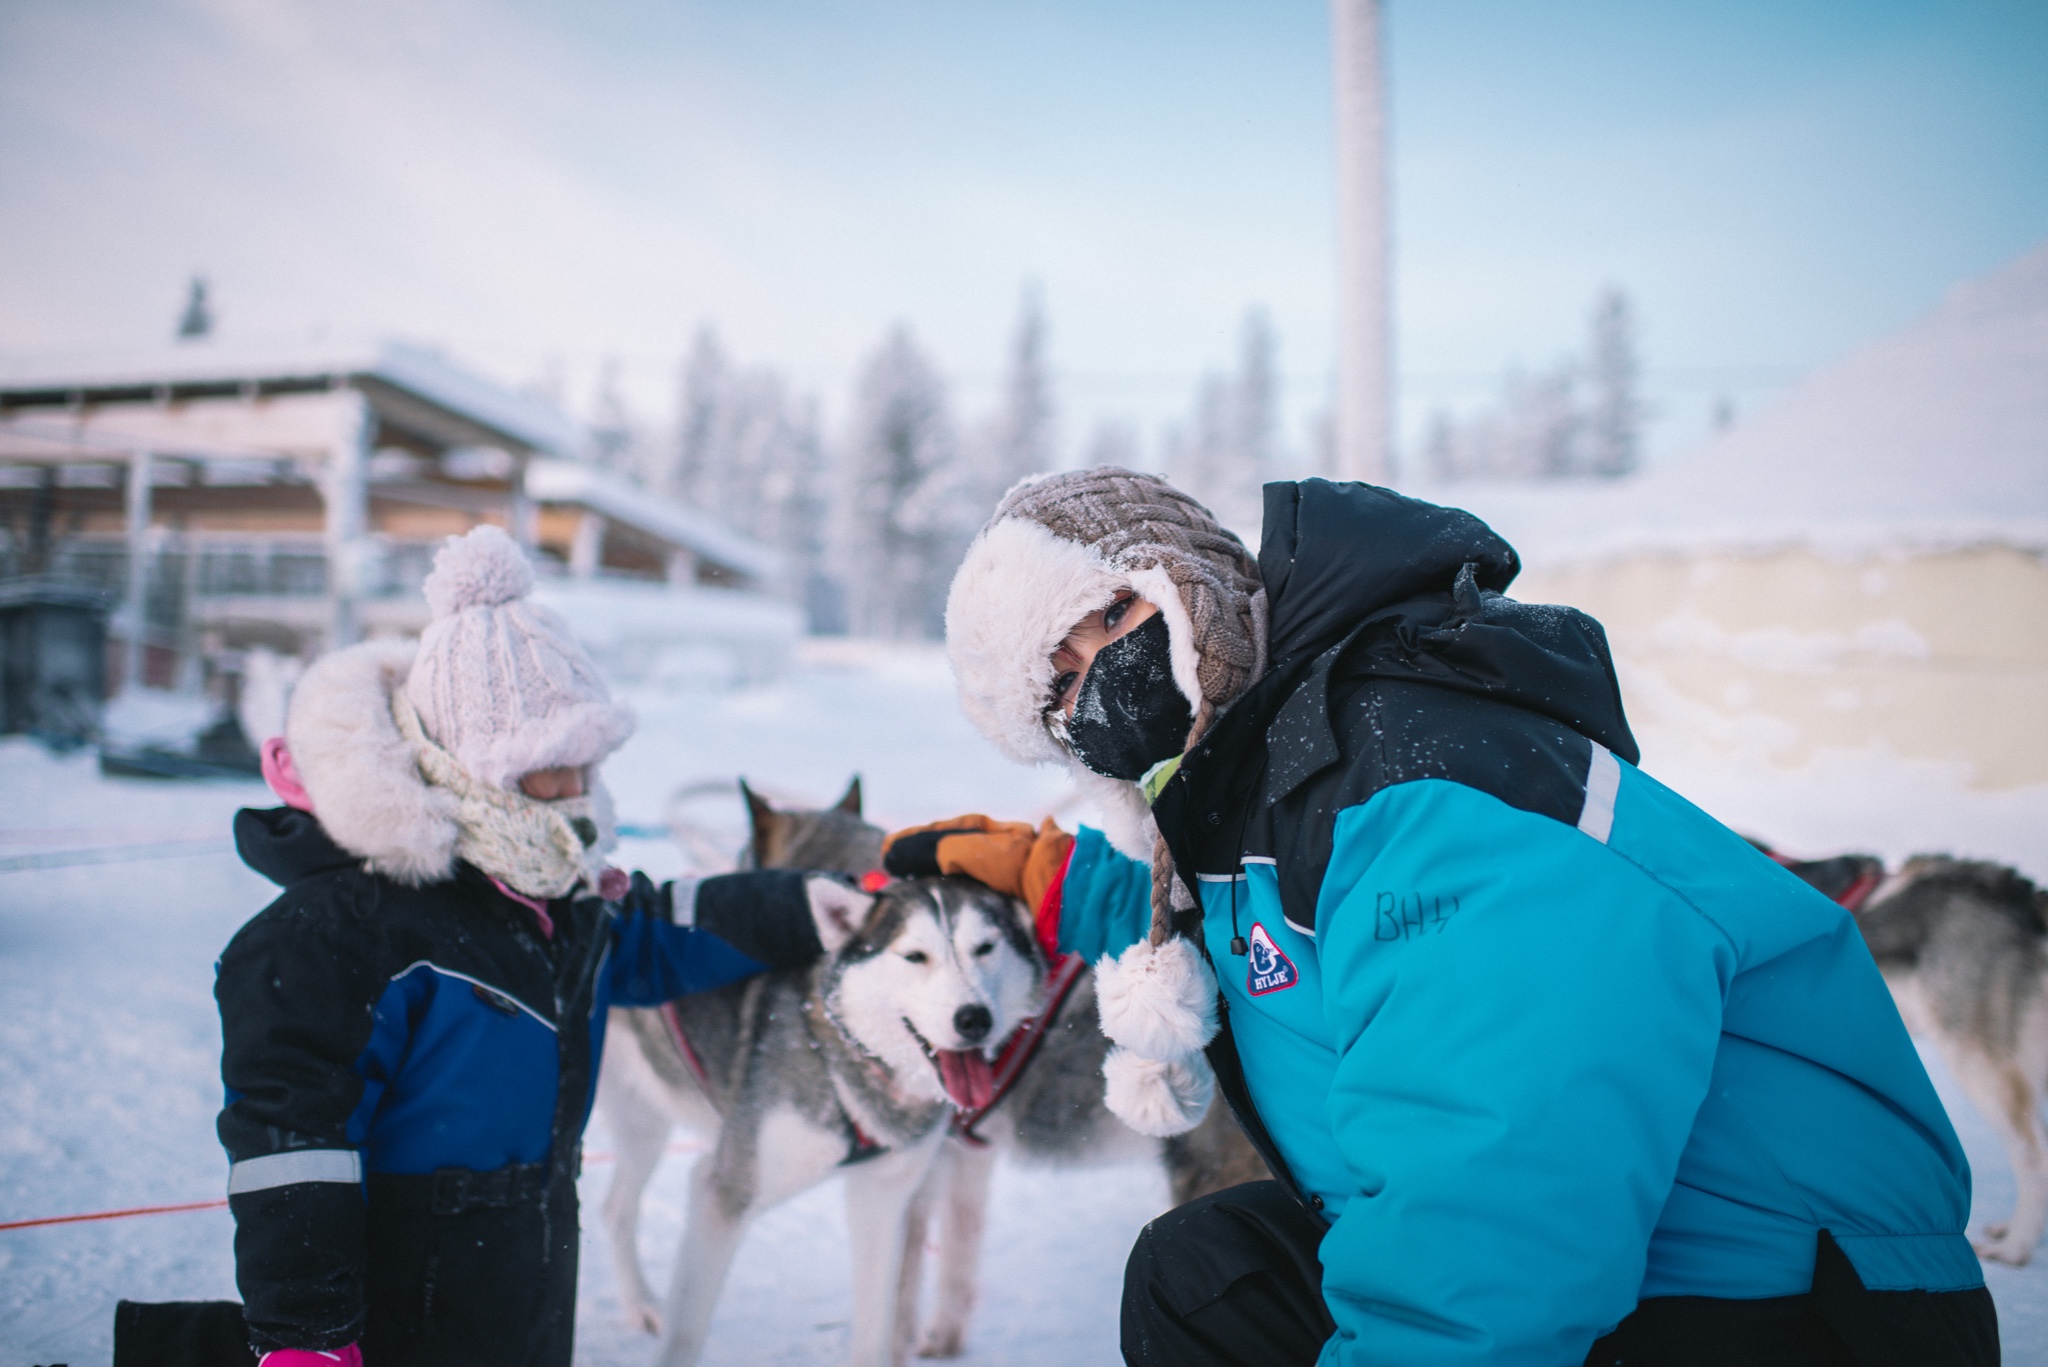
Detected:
left=404, top=525, right=635, bottom=790
left=945, top=467, right=1266, bottom=862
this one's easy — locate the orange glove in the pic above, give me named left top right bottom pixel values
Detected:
left=882, top=815, right=1074, bottom=915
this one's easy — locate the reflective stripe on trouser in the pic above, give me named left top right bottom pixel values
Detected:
left=228, top=1149, right=363, bottom=1195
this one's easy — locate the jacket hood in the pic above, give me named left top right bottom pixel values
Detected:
left=234, top=806, right=358, bottom=887
left=1259, top=480, right=1519, bottom=662
left=284, top=638, right=463, bottom=885
left=1255, top=479, right=1637, bottom=763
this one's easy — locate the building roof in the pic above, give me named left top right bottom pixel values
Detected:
left=523, top=457, right=781, bottom=584
left=0, top=336, right=584, bottom=458
left=1435, top=239, right=2048, bottom=566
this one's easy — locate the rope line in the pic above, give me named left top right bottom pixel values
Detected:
left=0, top=1142, right=708, bottom=1232
left=0, top=840, right=234, bottom=873
left=0, top=1199, right=228, bottom=1232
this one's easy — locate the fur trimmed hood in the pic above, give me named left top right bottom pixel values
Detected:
left=283, top=637, right=616, bottom=887
left=944, top=469, right=1264, bottom=860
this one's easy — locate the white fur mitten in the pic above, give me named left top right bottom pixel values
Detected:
left=1102, top=1046, right=1215, bottom=1137
left=1095, top=935, right=1218, bottom=1059
left=1097, top=936, right=1221, bottom=1137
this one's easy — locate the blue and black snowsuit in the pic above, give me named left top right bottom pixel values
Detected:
left=216, top=806, right=821, bottom=1366
left=1049, top=481, right=1997, bottom=1365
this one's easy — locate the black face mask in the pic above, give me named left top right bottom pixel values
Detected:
left=1065, top=612, right=1194, bottom=781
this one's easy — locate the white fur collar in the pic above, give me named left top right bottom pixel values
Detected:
left=286, top=643, right=614, bottom=889
left=286, top=640, right=459, bottom=885
left=282, top=639, right=616, bottom=887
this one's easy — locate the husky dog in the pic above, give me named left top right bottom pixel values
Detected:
left=601, top=873, right=1046, bottom=1367
left=600, top=782, right=1268, bottom=1359
left=1850, top=856, right=2048, bottom=1265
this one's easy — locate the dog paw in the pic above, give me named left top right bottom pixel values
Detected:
left=917, top=1324, right=966, bottom=1358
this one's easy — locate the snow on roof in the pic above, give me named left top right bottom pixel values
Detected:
left=0, top=336, right=584, bottom=458
left=523, top=457, right=781, bottom=584
left=1432, top=240, right=2048, bottom=567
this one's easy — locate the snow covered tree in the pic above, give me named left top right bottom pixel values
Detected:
left=1419, top=286, right=1642, bottom=483
left=1422, top=411, right=1459, bottom=484
left=1085, top=418, right=1142, bottom=469
left=665, top=328, right=729, bottom=507
left=1164, top=309, right=1278, bottom=532
left=980, top=286, right=1056, bottom=507
left=1585, top=287, right=1641, bottom=477
left=1421, top=363, right=1577, bottom=482
left=833, top=326, right=965, bottom=639
left=586, top=357, right=641, bottom=475
left=176, top=276, right=213, bottom=340
left=1232, top=309, right=1279, bottom=491
left=651, top=327, right=833, bottom=627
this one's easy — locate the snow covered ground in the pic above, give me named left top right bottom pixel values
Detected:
left=3, top=641, right=2045, bottom=1363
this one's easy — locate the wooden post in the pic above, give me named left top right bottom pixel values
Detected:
left=570, top=511, right=604, bottom=579
left=1332, top=0, right=1393, bottom=484
left=122, top=449, right=152, bottom=693
left=324, top=387, right=374, bottom=648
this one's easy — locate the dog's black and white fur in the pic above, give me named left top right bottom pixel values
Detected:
left=601, top=874, right=1044, bottom=1367
left=599, top=783, right=1270, bottom=1361
left=1852, top=856, right=2048, bottom=1265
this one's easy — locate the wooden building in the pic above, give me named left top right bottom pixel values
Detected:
left=0, top=340, right=776, bottom=708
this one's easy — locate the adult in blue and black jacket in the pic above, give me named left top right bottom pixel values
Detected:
left=915, top=469, right=1997, bottom=1366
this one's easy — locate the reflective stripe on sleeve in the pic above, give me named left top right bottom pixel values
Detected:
left=668, top=875, right=702, bottom=927
left=1578, top=742, right=1620, bottom=845
left=227, top=1149, right=363, bottom=1195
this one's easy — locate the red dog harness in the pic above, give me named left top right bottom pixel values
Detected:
left=1762, top=848, right=1885, bottom=912
left=657, top=950, right=1091, bottom=1159
left=949, top=951, right=1089, bottom=1148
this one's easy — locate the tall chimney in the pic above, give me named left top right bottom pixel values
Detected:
left=1331, top=0, right=1392, bottom=484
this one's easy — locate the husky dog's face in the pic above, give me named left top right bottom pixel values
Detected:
left=820, top=877, right=1046, bottom=1109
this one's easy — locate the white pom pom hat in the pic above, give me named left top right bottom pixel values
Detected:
left=404, top=525, right=635, bottom=789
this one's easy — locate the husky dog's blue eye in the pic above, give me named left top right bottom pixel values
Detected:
left=903, top=950, right=929, bottom=964
left=972, top=942, right=996, bottom=957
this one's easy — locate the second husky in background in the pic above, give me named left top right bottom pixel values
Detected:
left=1855, top=856, right=2048, bottom=1265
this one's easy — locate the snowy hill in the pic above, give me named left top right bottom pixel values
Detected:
left=1441, top=238, right=2048, bottom=568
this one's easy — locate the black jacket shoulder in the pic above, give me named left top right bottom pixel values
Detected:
left=1157, top=481, right=1639, bottom=937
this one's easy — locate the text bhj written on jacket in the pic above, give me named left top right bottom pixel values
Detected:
left=1374, top=892, right=1461, bottom=942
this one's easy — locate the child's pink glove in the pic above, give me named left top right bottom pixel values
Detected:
left=258, top=1347, right=361, bottom=1367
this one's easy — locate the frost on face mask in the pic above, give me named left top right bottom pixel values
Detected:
left=1066, top=613, right=1193, bottom=781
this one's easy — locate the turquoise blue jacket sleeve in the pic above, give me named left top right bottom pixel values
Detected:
left=1051, top=825, right=1154, bottom=963
left=1312, top=780, right=1733, bottom=1366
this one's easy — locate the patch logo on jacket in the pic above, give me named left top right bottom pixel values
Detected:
left=1246, top=923, right=1298, bottom=996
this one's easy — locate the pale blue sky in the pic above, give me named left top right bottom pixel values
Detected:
left=1, top=0, right=2042, bottom=467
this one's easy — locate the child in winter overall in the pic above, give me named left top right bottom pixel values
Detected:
left=212, top=526, right=858, bottom=1367
left=884, top=471, right=1999, bottom=1366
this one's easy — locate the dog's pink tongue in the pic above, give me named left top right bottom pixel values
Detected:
left=936, top=1049, right=995, bottom=1110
